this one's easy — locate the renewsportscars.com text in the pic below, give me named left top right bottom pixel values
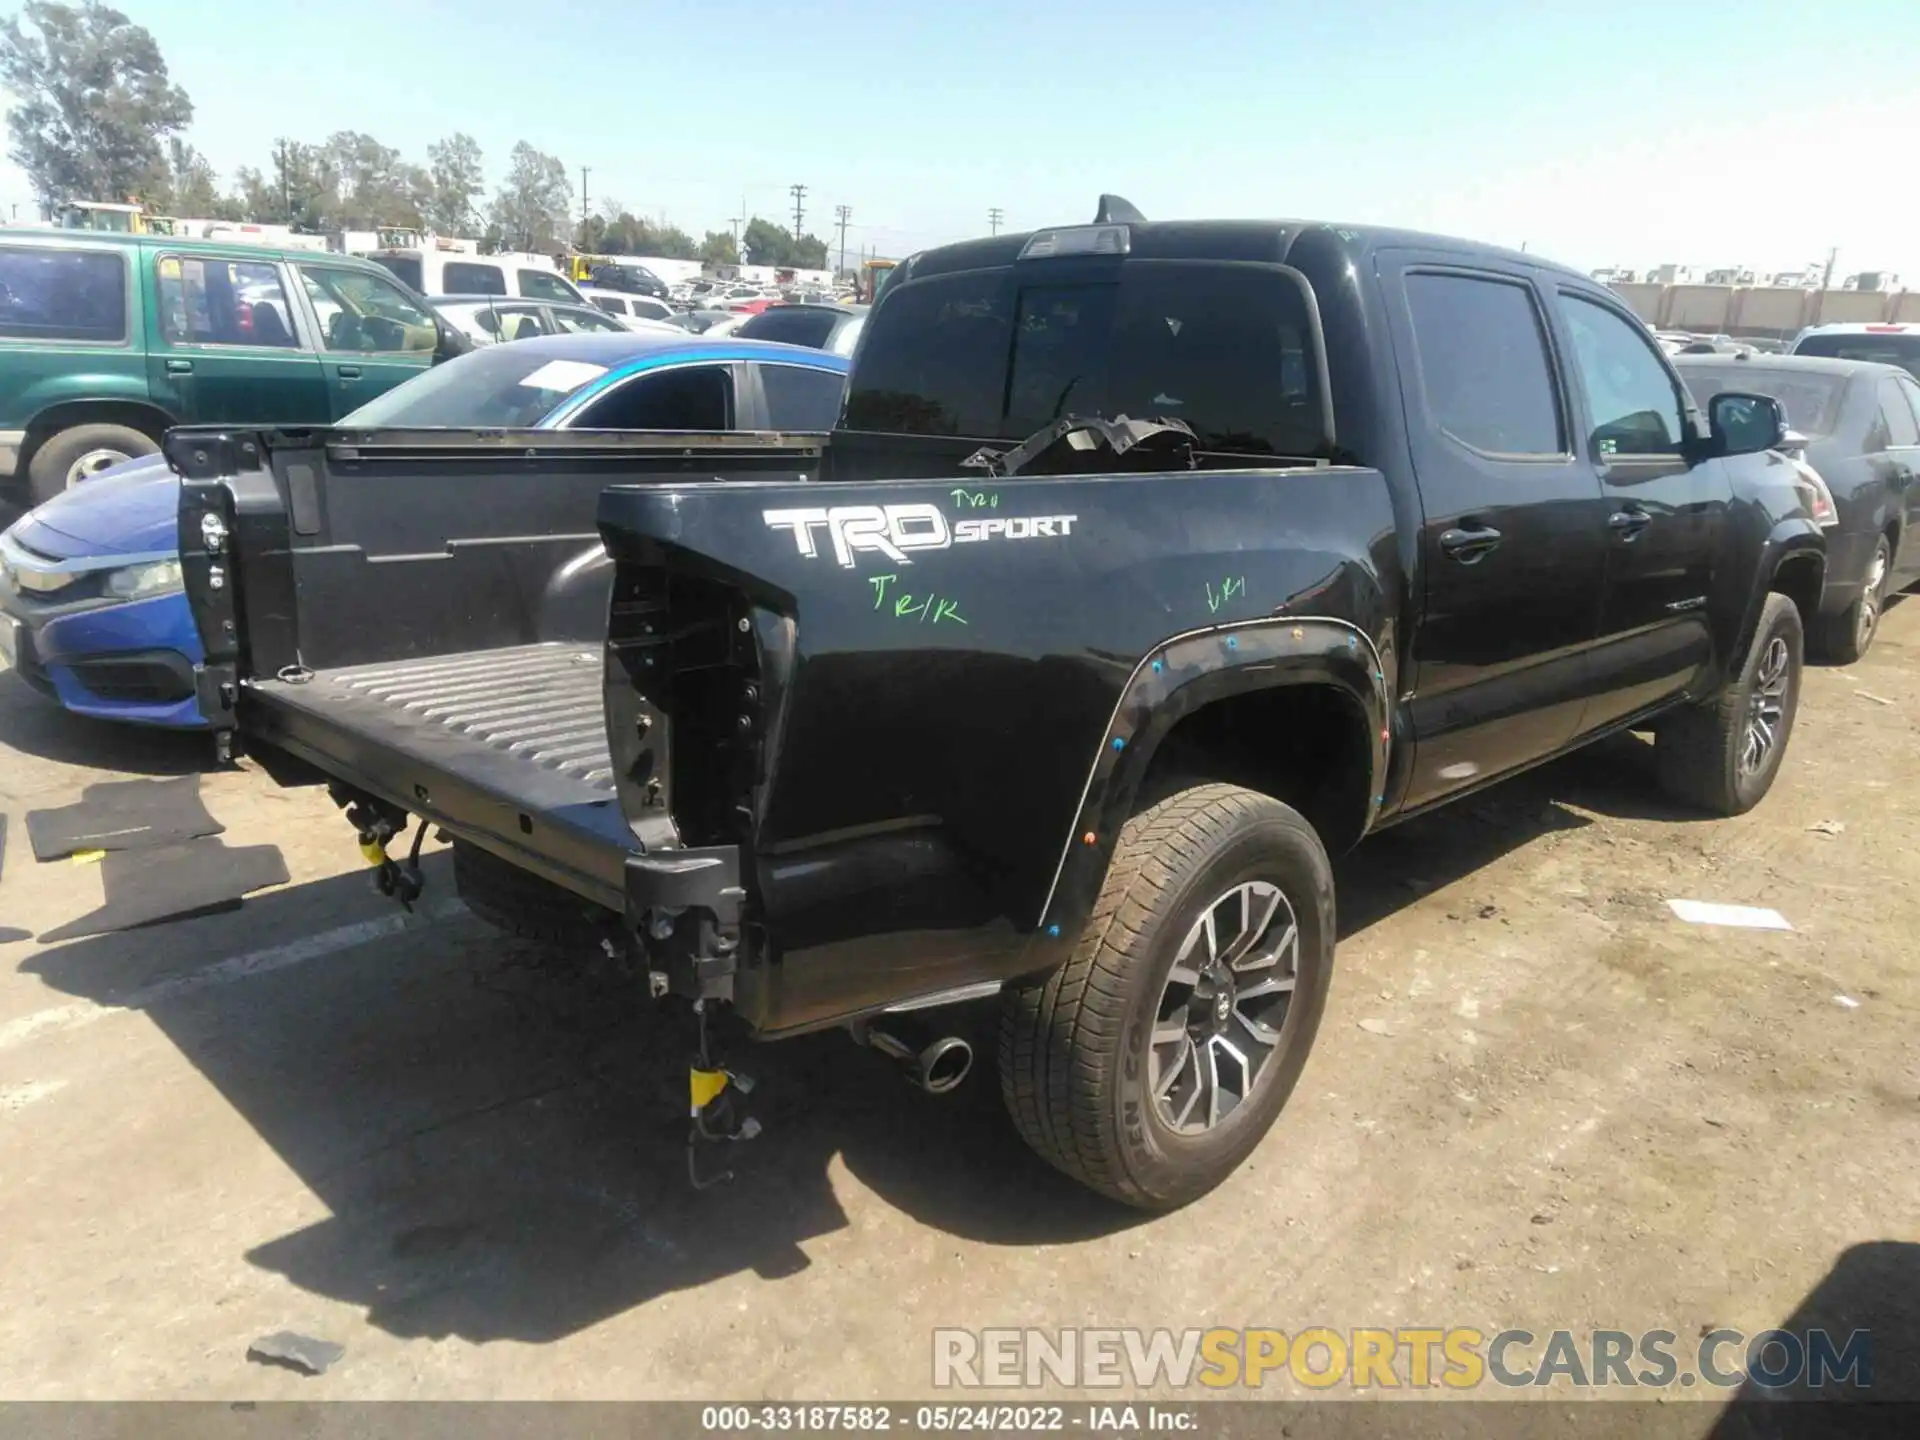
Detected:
left=932, top=1327, right=1873, bottom=1392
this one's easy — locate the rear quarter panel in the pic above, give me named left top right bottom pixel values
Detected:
left=599, top=466, right=1401, bottom=1030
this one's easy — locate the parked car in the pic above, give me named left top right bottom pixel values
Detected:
left=0, top=230, right=464, bottom=507
left=1679, top=353, right=1920, bottom=660
left=1791, top=322, right=1920, bottom=382
left=365, top=249, right=588, bottom=305
left=665, top=309, right=744, bottom=336
left=428, top=294, right=658, bottom=346
left=175, top=205, right=1823, bottom=1208
left=581, top=288, right=677, bottom=325
left=584, top=262, right=670, bottom=299
left=734, top=302, right=869, bottom=357
left=0, top=333, right=848, bottom=727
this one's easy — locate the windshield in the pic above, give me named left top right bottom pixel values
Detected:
left=338, top=344, right=614, bottom=428
left=369, top=254, right=423, bottom=292
left=1794, top=332, right=1920, bottom=381
left=844, top=261, right=1328, bottom=456
left=1679, top=367, right=1847, bottom=436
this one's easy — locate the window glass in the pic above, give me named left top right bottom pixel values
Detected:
left=1898, top=375, right=1920, bottom=435
left=1404, top=273, right=1563, bottom=455
left=1677, top=366, right=1845, bottom=437
left=0, top=246, right=126, bottom=342
left=590, top=296, right=626, bottom=315
left=739, top=306, right=841, bottom=348
left=367, top=254, right=422, bottom=292
left=444, top=261, right=507, bottom=295
left=493, top=306, right=552, bottom=342
left=1793, top=331, right=1920, bottom=382
left=339, top=344, right=617, bottom=428
left=297, top=266, right=435, bottom=352
left=1879, top=378, right=1920, bottom=448
left=551, top=305, right=626, bottom=334
left=631, top=298, right=672, bottom=321
left=159, top=256, right=298, bottom=347
left=1556, top=293, right=1685, bottom=457
left=760, top=364, right=845, bottom=429
left=574, top=365, right=732, bottom=429
left=844, top=263, right=1326, bottom=455
left=518, top=268, right=577, bottom=303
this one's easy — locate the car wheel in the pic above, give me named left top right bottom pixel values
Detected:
left=1656, top=592, right=1803, bottom=816
left=999, top=783, right=1335, bottom=1210
left=1811, top=535, right=1890, bottom=665
left=26, top=423, right=158, bottom=506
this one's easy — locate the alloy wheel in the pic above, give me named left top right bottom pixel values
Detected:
left=1148, top=879, right=1300, bottom=1134
left=1739, top=636, right=1791, bottom=776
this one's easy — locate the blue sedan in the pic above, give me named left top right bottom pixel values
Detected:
left=0, top=333, right=849, bottom=727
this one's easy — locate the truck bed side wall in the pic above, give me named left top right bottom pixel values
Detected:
left=597, top=467, right=1401, bottom=1034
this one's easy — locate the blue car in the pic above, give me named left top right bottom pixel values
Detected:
left=0, top=332, right=850, bottom=727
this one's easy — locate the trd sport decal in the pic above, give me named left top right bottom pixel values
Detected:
left=763, top=504, right=1079, bottom=568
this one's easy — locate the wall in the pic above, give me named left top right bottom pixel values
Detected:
left=1610, top=281, right=1919, bottom=337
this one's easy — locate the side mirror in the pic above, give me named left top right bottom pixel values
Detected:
left=1708, top=391, right=1788, bottom=458
left=431, top=314, right=473, bottom=365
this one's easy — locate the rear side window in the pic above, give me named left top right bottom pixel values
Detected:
left=574, top=365, right=733, bottom=430
left=760, top=363, right=845, bottom=429
left=741, top=307, right=841, bottom=349
left=444, top=261, right=507, bottom=295
left=845, top=262, right=1326, bottom=456
left=1795, top=331, right=1920, bottom=382
left=1879, top=378, right=1920, bottom=448
left=158, top=256, right=299, bottom=348
left=0, top=245, right=127, bottom=342
left=591, top=296, right=627, bottom=315
left=1677, top=366, right=1845, bottom=437
left=518, top=268, right=576, bottom=302
left=1403, top=273, right=1563, bottom=456
left=368, top=254, right=423, bottom=292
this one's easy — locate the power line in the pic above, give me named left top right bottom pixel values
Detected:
left=790, top=183, right=807, bottom=240
left=835, top=204, right=851, bottom=275
left=988, top=207, right=1004, bottom=236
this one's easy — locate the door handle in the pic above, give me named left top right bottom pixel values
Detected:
left=1438, top=524, right=1503, bottom=564
left=165, top=359, right=192, bottom=374
left=1609, top=508, right=1652, bottom=538
left=336, top=365, right=363, bottom=380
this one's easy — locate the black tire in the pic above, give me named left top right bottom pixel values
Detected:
left=998, top=783, right=1335, bottom=1210
left=1656, top=592, right=1803, bottom=816
left=451, top=839, right=618, bottom=949
left=1810, top=535, right=1890, bottom=665
left=26, top=423, right=158, bottom=505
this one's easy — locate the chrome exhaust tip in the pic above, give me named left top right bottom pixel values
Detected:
left=857, top=1024, right=975, bottom=1095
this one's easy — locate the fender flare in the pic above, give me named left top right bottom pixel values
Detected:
left=1734, top=519, right=1826, bottom=666
left=1025, top=615, right=1391, bottom=965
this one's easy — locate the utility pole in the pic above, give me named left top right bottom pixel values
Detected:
left=988, top=207, right=1004, bottom=235
left=580, top=166, right=591, bottom=228
left=834, top=204, right=851, bottom=276
left=790, top=183, right=807, bottom=241
left=1820, top=245, right=1838, bottom=290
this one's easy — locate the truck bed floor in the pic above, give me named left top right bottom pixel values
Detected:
left=244, top=643, right=636, bottom=907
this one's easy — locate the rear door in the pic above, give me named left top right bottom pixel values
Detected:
left=292, top=264, right=437, bottom=419
left=744, top=361, right=847, bottom=430
left=146, top=250, right=329, bottom=425
left=1879, top=374, right=1920, bottom=583
left=1550, top=288, right=1728, bottom=730
left=560, top=363, right=738, bottom=430
left=1380, top=256, right=1609, bottom=809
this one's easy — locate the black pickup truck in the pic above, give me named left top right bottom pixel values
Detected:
left=171, top=203, right=1827, bottom=1209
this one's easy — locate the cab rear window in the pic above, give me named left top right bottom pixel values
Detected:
left=1793, top=331, right=1920, bottom=382
left=844, top=262, right=1326, bottom=457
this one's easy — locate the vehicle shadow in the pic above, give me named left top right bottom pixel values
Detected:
left=1705, top=1240, right=1919, bottom=1435
left=0, top=671, right=210, bottom=778
left=16, top=740, right=1727, bottom=1348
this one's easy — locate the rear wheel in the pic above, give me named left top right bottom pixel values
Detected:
left=451, top=839, right=618, bottom=950
left=998, top=784, right=1335, bottom=1210
left=1811, top=535, right=1890, bottom=664
left=26, top=423, right=157, bottom=505
left=1656, top=592, right=1802, bottom=816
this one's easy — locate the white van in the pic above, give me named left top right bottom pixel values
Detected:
left=366, top=248, right=587, bottom=305
left=580, top=287, right=677, bottom=324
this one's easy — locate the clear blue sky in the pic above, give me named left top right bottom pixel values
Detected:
left=4, top=0, right=1918, bottom=278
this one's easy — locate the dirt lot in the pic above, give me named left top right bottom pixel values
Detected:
left=0, top=597, right=1915, bottom=1406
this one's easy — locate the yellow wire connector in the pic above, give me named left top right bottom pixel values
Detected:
left=689, top=1067, right=730, bottom=1117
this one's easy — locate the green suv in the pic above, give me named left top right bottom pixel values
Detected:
left=0, top=230, right=462, bottom=504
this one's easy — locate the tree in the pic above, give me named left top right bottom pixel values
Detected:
left=0, top=0, right=193, bottom=209
left=790, top=233, right=828, bottom=269
left=488, top=141, right=572, bottom=253
left=700, top=230, right=739, bottom=267
left=652, top=224, right=699, bottom=261
left=259, top=138, right=336, bottom=231
left=741, top=216, right=793, bottom=267
left=425, top=132, right=483, bottom=236
left=153, top=136, right=221, bottom=216
left=322, top=130, right=428, bottom=229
